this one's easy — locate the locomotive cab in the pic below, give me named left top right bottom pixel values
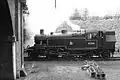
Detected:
left=95, top=30, right=116, bottom=58
left=102, top=31, right=116, bottom=57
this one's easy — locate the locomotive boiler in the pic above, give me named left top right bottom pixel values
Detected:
left=26, top=29, right=116, bottom=59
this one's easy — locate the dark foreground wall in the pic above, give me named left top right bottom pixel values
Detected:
left=0, top=0, right=14, bottom=79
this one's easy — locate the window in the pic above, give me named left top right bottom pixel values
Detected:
left=106, top=35, right=116, bottom=42
left=87, top=33, right=92, bottom=39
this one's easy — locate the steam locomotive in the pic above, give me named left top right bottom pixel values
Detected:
left=26, top=29, right=116, bottom=59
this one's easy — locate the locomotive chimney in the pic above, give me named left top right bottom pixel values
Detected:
left=50, top=32, right=53, bottom=35
left=40, top=29, right=44, bottom=35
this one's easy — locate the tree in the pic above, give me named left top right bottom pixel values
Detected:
left=91, top=16, right=101, bottom=21
left=114, top=13, right=120, bottom=20
left=82, top=8, right=89, bottom=21
left=69, top=8, right=81, bottom=20
left=103, top=15, right=113, bottom=20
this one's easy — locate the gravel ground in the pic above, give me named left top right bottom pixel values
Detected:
left=19, top=60, right=120, bottom=80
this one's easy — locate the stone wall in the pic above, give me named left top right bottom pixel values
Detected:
left=7, top=0, right=24, bottom=78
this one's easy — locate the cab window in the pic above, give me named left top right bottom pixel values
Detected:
left=86, top=33, right=92, bottom=39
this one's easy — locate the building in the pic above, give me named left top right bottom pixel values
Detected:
left=0, top=0, right=28, bottom=79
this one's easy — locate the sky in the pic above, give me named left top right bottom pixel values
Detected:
left=26, top=0, right=120, bottom=35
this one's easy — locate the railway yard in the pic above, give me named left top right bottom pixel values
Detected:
left=1, top=0, right=120, bottom=79
left=19, top=52, right=120, bottom=80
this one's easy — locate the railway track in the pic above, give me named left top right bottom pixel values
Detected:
left=86, top=57, right=120, bottom=61
left=24, top=56, right=120, bottom=61
left=98, top=57, right=120, bottom=61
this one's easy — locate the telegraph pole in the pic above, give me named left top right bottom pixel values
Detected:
left=55, top=0, right=56, bottom=9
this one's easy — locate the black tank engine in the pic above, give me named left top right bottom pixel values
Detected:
left=26, top=29, right=116, bottom=59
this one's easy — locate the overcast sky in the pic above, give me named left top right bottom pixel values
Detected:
left=27, top=0, right=120, bottom=35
